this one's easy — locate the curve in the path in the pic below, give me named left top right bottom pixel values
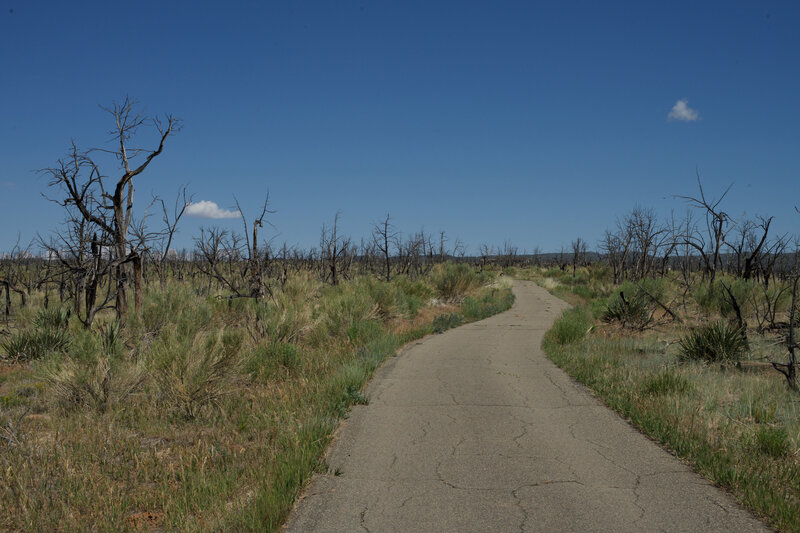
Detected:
left=285, top=281, right=769, bottom=532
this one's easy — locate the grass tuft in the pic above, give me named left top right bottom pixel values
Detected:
left=679, top=322, right=748, bottom=363
left=545, top=307, right=591, bottom=346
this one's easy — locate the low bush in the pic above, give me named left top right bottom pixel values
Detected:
left=461, top=289, right=515, bottom=321
left=694, top=278, right=757, bottom=319
left=679, top=321, right=748, bottom=363
left=571, top=285, right=596, bottom=300
left=346, top=319, right=383, bottom=345
left=392, top=276, right=434, bottom=301
left=432, top=313, right=464, bottom=333
left=431, top=263, right=487, bottom=301
left=315, top=285, right=377, bottom=342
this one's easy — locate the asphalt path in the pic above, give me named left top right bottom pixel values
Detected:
left=285, top=280, right=769, bottom=532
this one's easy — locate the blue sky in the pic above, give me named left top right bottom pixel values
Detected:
left=1, top=0, right=798, bottom=254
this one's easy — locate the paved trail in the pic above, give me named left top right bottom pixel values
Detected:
left=285, top=281, right=768, bottom=532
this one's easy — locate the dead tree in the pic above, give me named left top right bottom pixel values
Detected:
left=772, top=275, right=799, bottom=391
left=40, top=209, right=116, bottom=328
left=235, top=195, right=274, bottom=298
left=195, top=227, right=244, bottom=295
left=40, top=96, right=180, bottom=325
left=152, top=187, right=191, bottom=290
left=571, top=237, right=586, bottom=277
left=0, top=238, right=38, bottom=312
left=372, top=213, right=397, bottom=282
left=675, top=173, right=738, bottom=283
left=320, top=212, right=350, bottom=285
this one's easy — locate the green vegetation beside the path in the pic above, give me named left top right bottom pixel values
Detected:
left=0, top=264, right=513, bottom=532
left=518, top=265, right=800, bottom=533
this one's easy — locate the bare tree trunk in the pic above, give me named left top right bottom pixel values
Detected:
left=132, top=252, right=143, bottom=317
left=3, top=282, right=9, bottom=320
left=116, top=262, right=128, bottom=325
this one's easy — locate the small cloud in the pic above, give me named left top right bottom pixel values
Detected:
left=668, top=99, right=699, bottom=122
left=185, top=200, right=240, bottom=219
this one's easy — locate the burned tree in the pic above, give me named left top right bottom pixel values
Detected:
left=676, top=173, right=738, bottom=283
left=236, top=196, right=274, bottom=298
left=320, top=212, right=351, bottom=285
left=41, top=97, right=181, bottom=325
left=372, top=213, right=398, bottom=282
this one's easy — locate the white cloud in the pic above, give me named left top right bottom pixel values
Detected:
left=185, top=200, right=240, bottom=219
left=668, top=99, right=699, bottom=122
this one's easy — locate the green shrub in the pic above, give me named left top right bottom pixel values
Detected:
left=679, top=322, right=748, bottom=363
left=637, top=277, right=668, bottom=303
left=753, top=426, right=789, bottom=457
left=545, top=307, right=591, bottom=346
left=461, top=289, right=515, bottom=321
left=316, top=285, right=377, bottom=340
left=432, top=313, right=464, bottom=333
left=361, top=279, right=400, bottom=319
left=571, top=285, right=596, bottom=301
left=143, top=285, right=211, bottom=335
left=245, top=342, right=303, bottom=372
left=694, top=279, right=757, bottom=319
left=276, top=342, right=300, bottom=370
left=392, top=276, right=434, bottom=301
left=346, top=319, right=382, bottom=345
left=590, top=297, right=609, bottom=319
left=431, top=263, right=486, bottom=300
left=400, top=294, right=424, bottom=317
left=588, top=264, right=611, bottom=281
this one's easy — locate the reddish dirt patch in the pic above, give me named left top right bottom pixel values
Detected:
left=125, top=511, right=165, bottom=530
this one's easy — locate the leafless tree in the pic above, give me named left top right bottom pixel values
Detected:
left=772, top=275, right=799, bottom=391
left=675, top=173, right=739, bottom=283
left=40, top=96, right=181, bottom=324
left=195, top=227, right=241, bottom=295
left=571, top=237, right=586, bottom=277
left=236, top=195, right=274, bottom=298
left=500, top=240, right=518, bottom=268
left=152, top=186, right=191, bottom=290
left=372, top=213, right=398, bottom=282
left=600, top=227, right=630, bottom=285
left=320, top=212, right=351, bottom=285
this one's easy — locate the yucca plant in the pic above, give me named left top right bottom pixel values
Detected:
left=679, top=321, right=748, bottom=363
left=1, top=329, right=70, bottom=361
left=602, top=290, right=651, bottom=329
left=32, top=307, right=71, bottom=331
